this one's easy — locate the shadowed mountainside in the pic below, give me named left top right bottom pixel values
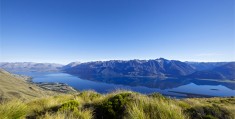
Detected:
left=64, top=58, right=196, bottom=78
left=186, top=62, right=228, bottom=71
left=188, top=62, right=235, bottom=80
left=1, top=59, right=234, bottom=80
left=64, top=59, right=235, bottom=80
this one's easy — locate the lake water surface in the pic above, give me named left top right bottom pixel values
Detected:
left=14, top=72, right=235, bottom=98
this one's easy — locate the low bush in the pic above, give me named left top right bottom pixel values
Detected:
left=95, top=92, right=133, bottom=119
left=59, top=100, right=80, bottom=112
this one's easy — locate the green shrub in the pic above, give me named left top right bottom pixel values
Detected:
left=59, top=100, right=80, bottom=112
left=95, top=93, right=133, bottom=119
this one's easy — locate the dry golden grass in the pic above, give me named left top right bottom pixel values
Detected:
left=0, top=100, right=28, bottom=119
left=126, top=93, right=187, bottom=119
left=180, top=97, right=235, bottom=119
left=0, top=69, right=58, bottom=101
left=37, top=109, right=93, bottom=119
left=0, top=90, right=234, bottom=119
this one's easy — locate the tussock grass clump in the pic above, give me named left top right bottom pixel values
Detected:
left=38, top=110, right=93, bottom=119
left=26, top=94, right=75, bottom=118
left=185, top=105, right=232, bottom=119
left=148, top=93, right=168, bottom=100
left=78, top=90, right=102, bottom=103
left=0, top=100, right=28, bottom=119
left=27, top=93, right=93, bottom=119
left=127, top=94, right=186, bottom=119
left=181, top=97, right=235, bottom=119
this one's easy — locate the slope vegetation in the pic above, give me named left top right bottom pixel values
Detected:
left=0, top=69, right=57, bottom=101
left=0, top=90, right=234, bottom=119
left=0, top=70, right=234, bottom=119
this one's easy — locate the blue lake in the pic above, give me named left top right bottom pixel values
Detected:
left=14, top=72, right=235, bottom=98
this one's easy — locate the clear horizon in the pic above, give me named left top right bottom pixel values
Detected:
left=1, top=57, right=235, bottom=65
left=1, top=0, right=235, bottom=64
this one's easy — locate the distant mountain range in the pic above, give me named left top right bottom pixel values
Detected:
left=0, top=62, right=63, bottom=72
left=64, top=58, right=195, bottom=78
left=188, top=62, right=235, bottom=80
left=0, top=58, right=234, bottom=80
left=186, top=62, right=228, bottom=71
left=63, top=58, right=235, bottom=80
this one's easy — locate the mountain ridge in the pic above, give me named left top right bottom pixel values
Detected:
left=188, top=62, right=235, bottom=80
left=64, top=58, right=195, bottom=78
left=1, top=58, right=234, bottom=80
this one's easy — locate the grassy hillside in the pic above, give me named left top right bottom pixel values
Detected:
left=0, top=69, right=234, bottom=119
left=0, top=69, right=58, bottom=101
left=0, top=90, right=234, bottom=119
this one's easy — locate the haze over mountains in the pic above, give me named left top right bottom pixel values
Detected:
left=1, top=58, right=234, bottom=80
left=0, top=62, right=63, bottom=72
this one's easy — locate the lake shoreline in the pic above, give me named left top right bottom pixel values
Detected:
left=14, top=71, right=235, bottom=98
left=23, top=75, right=77, bottom=93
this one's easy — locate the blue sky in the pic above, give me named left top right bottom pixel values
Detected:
left=1, top=0, right=234, bottom=64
